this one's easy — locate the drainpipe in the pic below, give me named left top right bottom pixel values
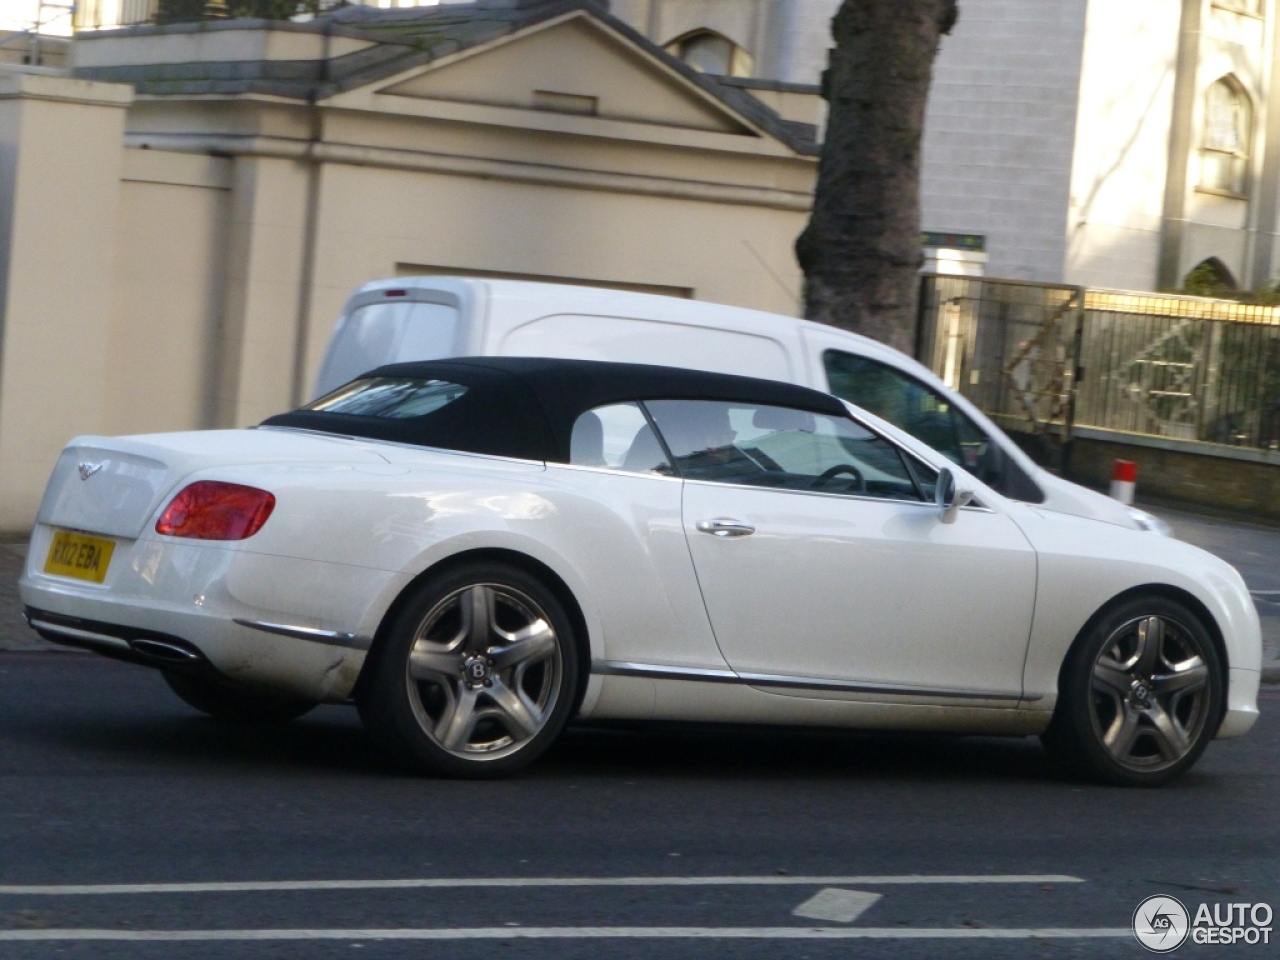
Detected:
left=291, top=21, right=331, bottom=407
left=1156, top=0, right=1203, bottom=291
left=759, top=0, right=803, bottom=84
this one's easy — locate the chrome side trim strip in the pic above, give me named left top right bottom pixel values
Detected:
left=592, top=661, right=740, bottom=683
left=233, top=619, right=369, bottom=651
left=737, top=670, right=1030, bottom=702
left=592, top=660, right=1034, bottom=702
left=27, top=618, right=132, bottom=653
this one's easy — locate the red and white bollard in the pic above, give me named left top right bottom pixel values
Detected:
left=1110, top=459, right=1137, bottom=505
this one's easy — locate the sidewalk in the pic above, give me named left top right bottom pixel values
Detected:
left=4, top=511, right=1279, bottom=679
left=0, top=541, right=42, bottom=652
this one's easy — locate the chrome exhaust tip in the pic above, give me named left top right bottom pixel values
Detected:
left=129, top=637, right=203, bottom=663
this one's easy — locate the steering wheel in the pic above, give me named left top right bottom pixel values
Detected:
left=811, top=464, right=865, bottom=491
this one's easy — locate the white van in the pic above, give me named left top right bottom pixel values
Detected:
left=314, top=276, right=1169, bottom=535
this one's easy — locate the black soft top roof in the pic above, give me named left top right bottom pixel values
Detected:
left=261, top=356, right=848, bottom=463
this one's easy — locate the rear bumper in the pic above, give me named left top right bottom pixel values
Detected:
left=24, top=606, right=210, bottom=670
left=18, top=528, right=397, bottom=703
left=22, top=600, right=369, bottom=704
left=22, top=601, right=368, bottom=706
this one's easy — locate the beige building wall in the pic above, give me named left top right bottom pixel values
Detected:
left=0, top=72, right=131, bottom=534
left=104, top=149, right=231, bottom=436
left=217, top=154, right=312, bottom=427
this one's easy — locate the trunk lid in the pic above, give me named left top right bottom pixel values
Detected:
left=37, top=428, right=389, bottom=539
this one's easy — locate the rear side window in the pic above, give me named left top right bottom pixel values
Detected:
left=570, top=403, right=673, bottom=475
left=306, top=378, right=467, bottom=418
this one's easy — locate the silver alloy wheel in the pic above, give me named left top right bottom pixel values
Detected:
left=1088, top=614, right=1212, bottom=773
left=403, top=582, right=563, bottom=762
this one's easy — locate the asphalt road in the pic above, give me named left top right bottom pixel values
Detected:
left=1, top=505, right=1277, bottom=957
left=1155, top=508, right=1280, bottom=673
left=0, top=654, right=1276, bottom=959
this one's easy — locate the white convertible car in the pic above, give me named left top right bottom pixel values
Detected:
left=20, top=358, right=1261, bottom=785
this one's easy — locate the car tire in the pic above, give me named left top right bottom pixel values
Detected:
left=162, top=671, right=317, bottom=725
left=356, top=561, right=580, bottom=778
left=1043, top=595, right=1223, bottom=787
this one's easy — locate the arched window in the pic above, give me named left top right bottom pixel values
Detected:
left=1183, top=258, right=1238, bottom=296
left=665, top=30, right=753, bottom=78
left=1201, top=76, right=1252, bottom=195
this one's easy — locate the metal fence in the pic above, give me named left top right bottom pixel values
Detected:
left=918, top=275, right=1280, bottom=456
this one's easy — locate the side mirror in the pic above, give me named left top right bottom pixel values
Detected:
left=935, top=466, right=975, bottom=524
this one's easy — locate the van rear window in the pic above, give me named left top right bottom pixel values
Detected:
left=306, top=378, right=468, bottom=419
left=312, top=300, right=459, bottom=399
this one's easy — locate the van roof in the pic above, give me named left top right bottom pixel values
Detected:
left=355, top=274, right=900, bottom=357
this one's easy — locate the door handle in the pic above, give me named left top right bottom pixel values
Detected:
left=696, top=518, right=756, bottom=538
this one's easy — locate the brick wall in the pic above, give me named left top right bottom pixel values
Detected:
left=1067, top=436, right=1280, bottom=524
left=921, top=0, right=1089, bottom=283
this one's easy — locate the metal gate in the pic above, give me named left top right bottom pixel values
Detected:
left=917, top=275, right=1084, bottom=464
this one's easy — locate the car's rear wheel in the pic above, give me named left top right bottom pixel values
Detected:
left=357, top=562, right=579, bottom=778
left=162, top=671, right=316, bottom=725
left=1043, top=595, right=1223, bottom=787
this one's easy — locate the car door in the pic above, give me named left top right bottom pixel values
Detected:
left=645, top=399, right=1038, bottom=700
left=557, top=401, right=726, bottom=672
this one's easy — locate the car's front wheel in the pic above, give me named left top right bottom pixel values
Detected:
left=1044, top=595, right=1223, bottom=787
left=357, top=562, right=579, bottom=778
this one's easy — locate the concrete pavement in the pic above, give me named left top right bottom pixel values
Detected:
left=4, top=507, right=1279, bottom=679
left=0, top=541, right=35, bottom=652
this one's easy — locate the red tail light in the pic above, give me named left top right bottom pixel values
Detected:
left=155, top=481, right=276, bottom=540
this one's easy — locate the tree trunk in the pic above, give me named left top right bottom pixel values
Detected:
left=796, top=0, right=958, bottom=354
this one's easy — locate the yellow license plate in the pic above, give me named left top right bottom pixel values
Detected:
left=44, top=530, right=116, bottom=584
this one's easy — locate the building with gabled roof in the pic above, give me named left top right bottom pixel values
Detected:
left=0, top=0, right=823, bottom=530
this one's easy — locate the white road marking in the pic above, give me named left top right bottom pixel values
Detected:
left=0, top=927, right=1131, bottom=942
left=792, top=888, right=881, bottom=923
left=0, top=875, right=1082, bottom=896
